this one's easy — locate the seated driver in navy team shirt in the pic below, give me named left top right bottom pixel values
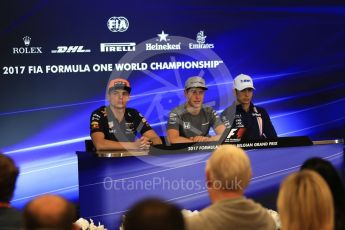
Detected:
left=221, top=74, right=277, bottom=140
left=90, top=78, right=162, bottom=150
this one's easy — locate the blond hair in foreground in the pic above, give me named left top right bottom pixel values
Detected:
left=206, top=145, right=252, bottom=192
left=277, top=170, right=334, bottom=230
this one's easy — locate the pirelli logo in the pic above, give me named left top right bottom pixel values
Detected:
left=100, top=43, right=136, bottom=52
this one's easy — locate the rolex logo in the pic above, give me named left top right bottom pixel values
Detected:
left=13, top=36, right=42, bottom=54
left=23, top=36, right=31, bottom=46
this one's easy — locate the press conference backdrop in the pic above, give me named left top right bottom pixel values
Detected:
left=1, top=1, right=345, bottom=208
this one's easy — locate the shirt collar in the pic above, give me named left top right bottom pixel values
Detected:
left=236, top=103, right=254, bottom=112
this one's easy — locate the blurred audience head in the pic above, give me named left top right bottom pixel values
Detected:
left=301, top=157, right=345, bottom=230
left=278, top=170, right=334, bottom=230
left=24, top=194, right=77, bottom=230
left=123, top=198, right=185, bottom=230
left=301, top=157, right=345, bottom=201
left=0, top=153, right=19, bottom=203
left=206, top=145, right=252, bottom=195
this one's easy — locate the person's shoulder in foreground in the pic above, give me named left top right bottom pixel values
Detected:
left=185, top=145, right=276, bottom=230
left=0, top=207, right=22, bottom=230
left=0, top=153, right=23, bottom=230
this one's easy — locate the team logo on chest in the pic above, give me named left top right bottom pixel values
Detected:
left=183, top=122, right=191, bottom=129
left=108, top=121, right=116, bottom=134
left=252, top=112, right=262, bottom=117
left=125, top=122, right=134, bottom=130
left=234, top=114, right=244, bottom=128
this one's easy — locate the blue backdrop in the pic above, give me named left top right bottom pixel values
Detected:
left=0, top=0, right=344, bottom=210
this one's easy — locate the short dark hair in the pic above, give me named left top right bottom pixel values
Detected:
left=123, top=198, right=185, bottom=230
left=0, top=153, right=19, bottom=202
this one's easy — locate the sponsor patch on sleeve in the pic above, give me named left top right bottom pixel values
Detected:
left=92, top=114, right=101, bottom=121
left=168, top=113, right=177, bottom=124
left=91, top=121, right=100, bottom=130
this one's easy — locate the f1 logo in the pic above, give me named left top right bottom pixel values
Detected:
left=226, top=128, right=238, bottom=139
left=226, top=128, right=246, bottom=139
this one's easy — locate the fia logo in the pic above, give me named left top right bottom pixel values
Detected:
left=183, top=122, right=191, bottom=129
left=107, top=16, right=129, bottom=32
